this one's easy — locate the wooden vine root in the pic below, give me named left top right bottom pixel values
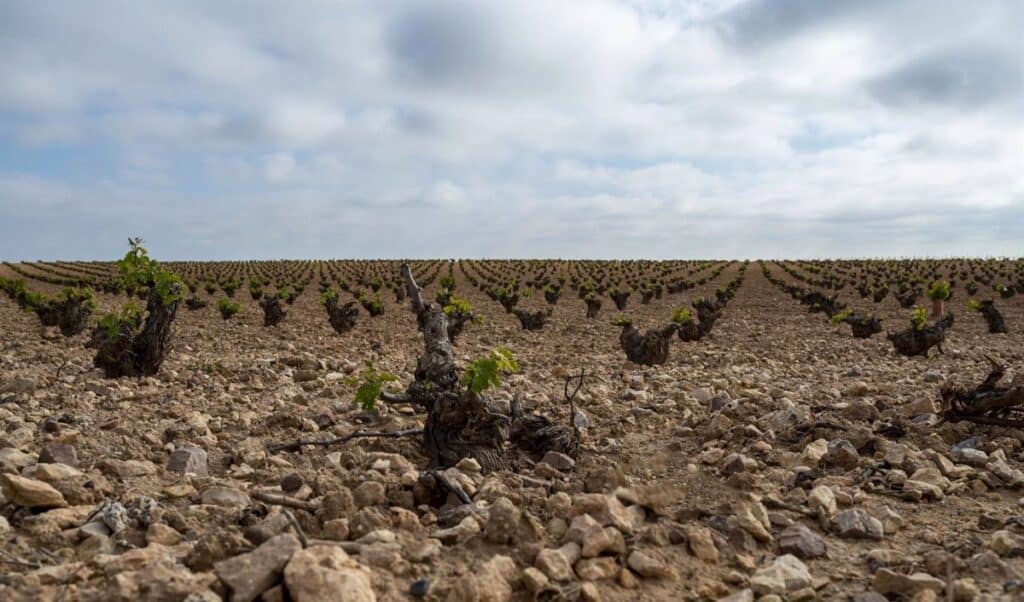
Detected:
left=35, top=294, right=94, bottom=337
left=887, top=313, right=954, bottom=357
left=513, top=307, right=552, bottom=331
left=260, top=295, right=287, bottom=326
left=395, top=264, right=579, bottom=472
left=618, top=320, right=677, bottom=366
left=975, top=300, right=1008, bottom=334
left=325, top=298, right=359, bottom=334
left=938, top=355, right=1024, bottom=427
left=843, top=313, right=882, bottom=339
left=88, top=284, right=182, bottom=377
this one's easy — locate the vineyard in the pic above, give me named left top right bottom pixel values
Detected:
left=2, top=250, right=1024, bottom=600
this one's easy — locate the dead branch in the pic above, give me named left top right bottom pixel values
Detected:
left=402, top=264, right=427, bottom=315
left=251, top=491, right=320, bottom=512
left=432, top=470, right=473, bottom=505
left=267, top=427, right=423, bottom=454
left=380, top=391, right=411, bottom=404
left=282, top=509, right=309, bottom=548
left=938, top=356, right=1024, bottom=427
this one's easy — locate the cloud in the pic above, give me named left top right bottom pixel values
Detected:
left=715, top=0, right=886, bottom=48
left=869, top=46, right=1023, bottom=110
left=0, top=0, right=1022, bottom=260
left=262, top=153, right=296, bottom=182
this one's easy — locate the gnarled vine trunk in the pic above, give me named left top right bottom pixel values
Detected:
left=446, top=311, right=473, bottom=343
left=513, top=307, right=551, bottom=331
left=845, top=313, right=882, bottom=339
left=976, top=300, right=1008, bottom=334
left=939, top=356, right=1024, bottom=427
left=36, top=297, right=93, bottom=336
left=325, top=299, right=358, bottom=334
left=89, top=285, right=181, bottom=378
left=887, top=313, right=954, bottom=357
left=611, top=291, right=629, bottom=311
left=260, top=296, right=287, bottom=327
left=676, top=320, right=703, bottom=342
left=619, top=323, right=677, bottom=366
left=402, top=265, right=511, bottom=471
left=398, top=265, right=578, bottom=473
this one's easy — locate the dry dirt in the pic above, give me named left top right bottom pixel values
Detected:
left=1, top=261, right=1023, bottom=601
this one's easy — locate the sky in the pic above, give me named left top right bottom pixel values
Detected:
left=1, top=0, right=1022, bottom=260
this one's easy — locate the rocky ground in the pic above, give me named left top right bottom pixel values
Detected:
left=1, top=261, right=1024, bottom=601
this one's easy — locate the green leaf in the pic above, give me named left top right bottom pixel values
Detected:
left=671, top=307, right=693, bottom=324
left=910, top=306, right=927, bottom=331
left=348, top=362, right=398, bottom=412
left=462, top=347, right=519, bottom=395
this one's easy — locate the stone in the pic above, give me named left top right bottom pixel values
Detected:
left=432, top=515, right=480, bottom=545
left=146, top=523, right=183, bottom=546
left=626, top=550, right=675, bottom=579
left=540, top=451, right=576, bottom=471
left=409, top=578, right=430, bottom=598
left=23, top=462, right=81, bottom=482
left=950, top=448, right=988, bottom=468
left=522, top=567, right=549, bottom=593
left=751, top=555, right=811, bottom=595
left=564, top=514, right=600, bottom=544
left=824, top=439, right=859, bottom=469
left=214, top=533, right=301, bottom=602
left=807, top=485, right=837, bottom=518
left=98, top=458, right=158, bottom=478
left=834, top=509, right=884, bottom=540
left=245, top=513, right=292, bottom=545
left=353, top=481, right=386, bottom=508
left=844, top=381, right=870, bottom=396
left=778, top=523, right=826, bottom=559
left=575, top=557, right=618, bottom=581
left=903, top=479, right=944, bottom=502
left=581, top=526, right=617, bottom=558
left=989, top=529, right=1024, bottom=556
left=280, top=472, right=303, bottom=493
left=719, top=590, right=755, bottom=602
left=536, top=544, right=579, bottom=582
left=721, top=453, right=758, bottom=475
left=202, top=486, right=250, bottom=508
left=686, top=525, right=719, bottom=563
left=0, top=473, right=67, bottom=508
left=0, top=447, right=35, bottom=472
left=952, top=578, right=980, bottom=601
left=323, top=518, right=350, bottom=541
left=872, top=568, right=944, bottom=596
left=485, top=497, right=522, bottom=544
left=904, top=397, right=937, bottom=417
left=167, top=447, right=208, bottom=476
left=800, top=439, right=828, bottom=466
left=571, top=494, right=636, bottom=534
left=284, top=545, right=376, bottom=602
left=734, top=499, right=773, bottom=543
left=579, top=582, right=601, bottom=602
left=38, top=443, right=78, bottom=467
left=1, top=378, right=35, bottom=394
left=987, top=457, right=1024, bottom=486
left=878, top=506, right=903, bottom=534
left=456, top=457, right=482, bottom=473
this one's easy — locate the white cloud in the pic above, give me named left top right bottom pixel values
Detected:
left=263, top=153, right=296, bottom=183
left=0, top=0, right=1021, bottom=259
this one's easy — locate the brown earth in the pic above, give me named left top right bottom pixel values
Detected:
left=1, top=260, right=1023, bottom=601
